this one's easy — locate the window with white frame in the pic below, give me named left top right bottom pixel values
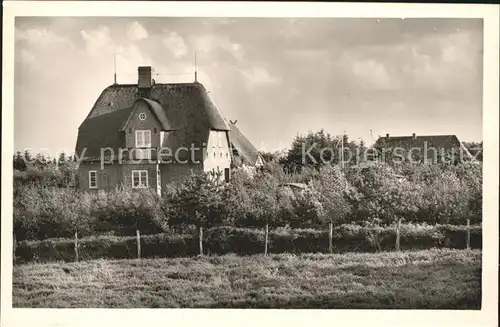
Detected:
left=135, top=130, right=151, bottom=148
left=135, top=130, right=152, bottom=159
left=89, top=171, right=97, bottom=189
left=132, top=170, right=148, bottom=188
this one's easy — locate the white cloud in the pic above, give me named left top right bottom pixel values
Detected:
left=80, top=25, right=113, bottom=56
left=126, top=21, right=148, bottom=41
left=439, top=32, right=473, bottom=67
left=114, top=44, right=156, bottom=83
left=240, top=66, right=281, bottom=89
left=279, top=19, right=306, bottom=40
left=162, top=30, right=188, bottom=58
left=401, top=31, right=479, bottom=93
left=16, top=27, right=69, bottom=45
left=191, top=34, right=244, bottom=61
left=351, top=59, right=395, bottom=90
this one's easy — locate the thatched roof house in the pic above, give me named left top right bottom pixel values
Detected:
left=74, top=66, right=261, bottom=192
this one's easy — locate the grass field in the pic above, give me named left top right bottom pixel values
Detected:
left=13, top=248, right=481, bottom=309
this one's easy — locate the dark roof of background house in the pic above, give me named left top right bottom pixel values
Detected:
left=375, top=135, right=462, bottom=150
left=228, top=122, right=261, bottom=167
left=76, top=83, right=231, bottom=162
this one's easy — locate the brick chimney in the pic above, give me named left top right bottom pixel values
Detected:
left=138, top=66, right=152, bottom=89
left=412, top=133, right=416, bottom=139
left=385, top=133, right=390, bottom=140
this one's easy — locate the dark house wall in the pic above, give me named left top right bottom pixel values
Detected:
left=76, top=163, right=122, bottom=191
left=77, top=162, right=159, bottom=192
left=159, top=162, right=203, bottom=187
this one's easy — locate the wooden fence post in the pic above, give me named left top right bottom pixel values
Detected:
left=199, top=225, right=203, bottom=256
left=264, top=223, right=269, bottom=256
left=395, top=218, right=401, bottom=252
left=328, top=222, right=333, bottom=254
left=74, top=230, right=79, bottom=262
left=466, top=219, right=471, bottom=250
left=136, top=228, right=141, bottom=259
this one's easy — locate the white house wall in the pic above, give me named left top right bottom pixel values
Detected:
left=204, top=130, right=231, bottom=178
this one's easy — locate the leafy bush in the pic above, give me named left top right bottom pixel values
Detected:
left=13, top=158, right=482, bottom=242
left=14, top=185, right=167, bottom=241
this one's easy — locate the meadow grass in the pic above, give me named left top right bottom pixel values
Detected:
left=13, top=248, right=481, bottom=309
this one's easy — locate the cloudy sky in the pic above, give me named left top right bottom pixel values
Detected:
left=14, top=17, right=483, bottom=155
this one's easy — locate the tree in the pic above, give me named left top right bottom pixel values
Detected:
left=282, top=129, right=356, bottom=172
left=419, top=167, right=480, bottom=225
left=259, top=151, right=280, bottom=163
left=219, top=169, right=253, bottom=227
left=59, top=189, right=92, bottom=261
left=462, top=141, right=483, bottom=162
left=13, top=151, right=27, bottom=171
left=58, top=151, right=67, bottom=166
left=56, top=151, right=77, bottom=187
left=288, top=185, right=324, bottom=228
left=33, top=153, right=48, bottom=170
left=313, top=165, right=353, bottom=253
left=233, top=171, right=285, bottom=255
left=23, top=150, right=32, bottom=163
left=166, top=172, right=225, bottom=255
left=250, top=184, right=281, bottom=256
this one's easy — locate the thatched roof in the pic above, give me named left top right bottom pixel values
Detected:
left=75, top=82, right=230, bottom=162
left=228, top=122, right=262, bottom=167
left=75, top=106, right=134, bottom=160
left=84, top=82, right=229, bottom=130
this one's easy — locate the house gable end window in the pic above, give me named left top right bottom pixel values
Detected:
left=89, top=170, right=98, bottom=189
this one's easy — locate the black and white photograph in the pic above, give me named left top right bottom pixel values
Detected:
left=1, top=1, right=499, bottom=326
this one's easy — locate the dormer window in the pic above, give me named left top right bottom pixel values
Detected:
left=136, top=130, right=151, bottom=148
left=135, top=130, right=151, bottom=160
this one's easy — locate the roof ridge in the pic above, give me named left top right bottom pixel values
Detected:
left=382, top=134, right=457, bottom=138
left=106, top=82, right=203, bottom=88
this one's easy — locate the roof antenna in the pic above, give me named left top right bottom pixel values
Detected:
left=113, top=54, right=117, bottom=85
left=194, top=52, right=198, bottom=83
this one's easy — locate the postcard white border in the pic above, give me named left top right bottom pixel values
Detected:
left=2, top=2, right=499, bottom=327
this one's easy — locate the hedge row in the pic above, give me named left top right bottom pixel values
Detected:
left=14, top=224, right=482, bottom=263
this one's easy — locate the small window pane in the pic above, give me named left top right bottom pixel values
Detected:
left=89, top=171, right=97, bottom=188
left=136, top=131, right=143, bottom=147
